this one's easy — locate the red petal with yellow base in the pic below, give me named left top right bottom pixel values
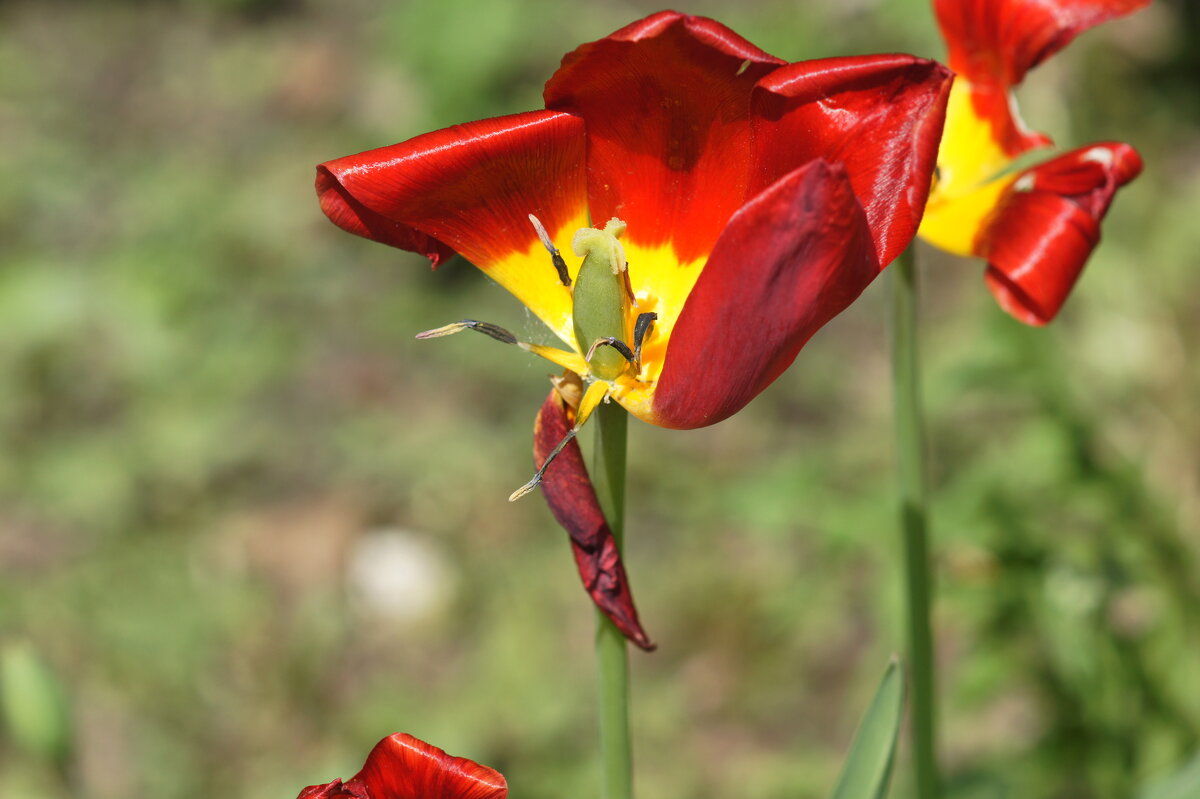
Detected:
left=317, top=14, right=950, bottom=354
left=316, top=110, right=589, bottom=343
left=652, top=160, right=876, bottom=428
left=980, top=142, right=1142, bottom=325
left=751, top=55, right=952, bottom=267
left=533, top=389, right=655, bottom=651
left=544, top=10, right=785, bottom=264
left=935, top=0, right=1150, bottom=158
left=298, top=733, right=507, bottom=799
left=317, top=110, right=585, bottom=268
left=545, top=13, right=950, bottom=271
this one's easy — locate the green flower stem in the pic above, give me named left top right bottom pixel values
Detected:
left=889, top=245, right=939, bottom=799
left=591, top=399, right=633, bottom=799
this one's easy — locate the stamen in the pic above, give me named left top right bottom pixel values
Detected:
left=622, top=264, right=639, bottom=309
left=509, top=428, right=576, bottom=502
left=509, top=379, right=608, bottom=502
left=529, top=214, right=572, bottom=288
left=519, top=343, right=590, bottom=375
left=574, top=379, right=609, bottom=428
left=585, top=336, right=636, bottom=366
left=633, top=312, right=657, bottom=367
left=415, top=319, right=517, bottom=345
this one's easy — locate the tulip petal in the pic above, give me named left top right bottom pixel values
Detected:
left=296, top=780, right=349, bottom=798
left=298, top=733, right=507, bottom=799
left=979, top=142, right=1142, bottom=325
left=317, top=177, right=455, bottom=267
left=544, top=11, right=784, bottom=264
left=534, top=389, right=655, bottom=651
left=651, top=159, right=876, bottom=429
left=935, top=0, right=1149, bottom=158
left=316, top=111, right=589, bottom=344
left=751, top=55, right=952, bottom=267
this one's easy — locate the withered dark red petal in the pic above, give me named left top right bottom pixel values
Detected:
left=330, top=733, right=508, bottom=799
left=534, top=389, right=655, bottom=651
left=652, top=159, right=876, bottom=429
left=979, top=142, right=1142, bottom=325
left=315, top=110, right=586, bottom=269
left=544, top=11, right=785, bottom=263
left=751, top=55, right=952, bottom=267
left=935, top=0, right=1150, bottom=157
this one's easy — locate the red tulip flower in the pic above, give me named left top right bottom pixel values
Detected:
left=919, top=0, right=1148, bottom=325
left=317, top=11, right=951, bottom=648
left=298, top=733, right=506, bottom=799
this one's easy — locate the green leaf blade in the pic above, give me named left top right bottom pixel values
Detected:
left=830, top=658, right=906, bottom=799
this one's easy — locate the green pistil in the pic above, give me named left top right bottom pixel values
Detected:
left=572, top=219, right=629, bottom=381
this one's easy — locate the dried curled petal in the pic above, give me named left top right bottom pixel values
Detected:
left=533, top=387, right=655, bottom=651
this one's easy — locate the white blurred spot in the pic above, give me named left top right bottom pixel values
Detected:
left=347, top=528, right=457, bottom=625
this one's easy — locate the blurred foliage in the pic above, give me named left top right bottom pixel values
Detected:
left=0, top=641, right=72, bottom=770
left=0, top=0, right=1197, bottom=798
left=1140, top=752, right=1200, bottom=799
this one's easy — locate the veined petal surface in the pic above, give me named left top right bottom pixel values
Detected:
left=316, top=111, right=589, bottom=343
left=979, top=142, right=1142, bottom=324
left=650, top=160, right=877, bottom=429
left=298, top=733, right=507, bottom=799
left=751, top=55, right=952, bottom=267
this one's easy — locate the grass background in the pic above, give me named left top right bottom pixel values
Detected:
left=1, top=0, right=1197, bottom=797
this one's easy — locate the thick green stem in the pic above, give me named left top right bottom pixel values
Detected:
left=591, top=399, right=633, bottom=799
left=888, top=246, right=939, bottom=799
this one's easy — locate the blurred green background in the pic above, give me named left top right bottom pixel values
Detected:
left=1, top=0, right=1197, bottom=797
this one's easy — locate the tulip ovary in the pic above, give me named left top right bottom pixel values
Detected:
left=572, top=218, right=629, bottom=381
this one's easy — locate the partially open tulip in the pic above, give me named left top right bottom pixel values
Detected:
left=317, top=11, right=951, bottom=647
left=919, top=0, right=1147, bottom=324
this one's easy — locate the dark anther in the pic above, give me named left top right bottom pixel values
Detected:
left=464, top=320, right=519, bottom=344
left=415, top=319, right=517, bottom=345
left=550, top=252, right=571, bottom=288
left=585, top=336, right=636, bottom=366
left=622, top=263, right=638, bottom=308
left=529, top=214, right=572, bottom=288
left=633, top=312, right=657, bottom=354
